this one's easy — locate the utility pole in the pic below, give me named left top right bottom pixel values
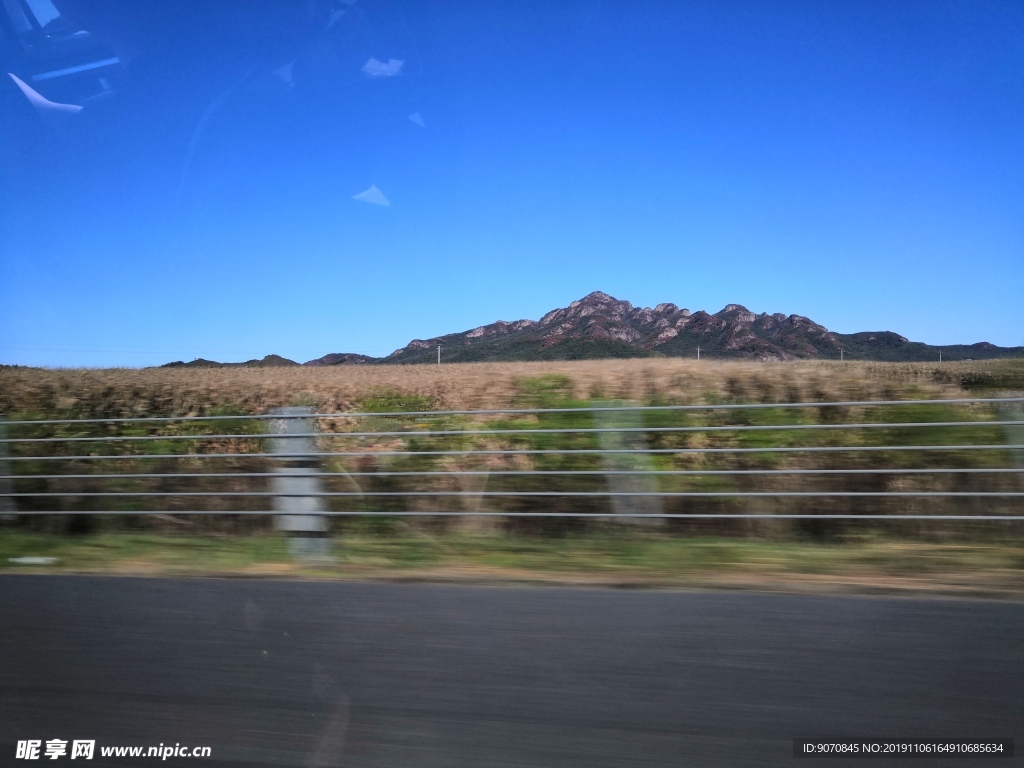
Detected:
left=437, top=344, right=441, bottom=365
left=840, top=349, right=844, bottom=361
left=697, top=346, right=700, bottom=361
left=939, top=351, right=942, bottom=363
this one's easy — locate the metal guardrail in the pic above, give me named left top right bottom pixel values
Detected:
left=1, top=396, right=1022, bottom=520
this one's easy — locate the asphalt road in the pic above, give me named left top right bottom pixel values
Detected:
left=0, top=577, right=1021, bottom=767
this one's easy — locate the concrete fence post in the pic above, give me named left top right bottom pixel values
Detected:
left=595, top=402, right=664, bottom=525
left=268, top=407, right=332, bottom=560
left=1000, top=405, right=1024, bottom=491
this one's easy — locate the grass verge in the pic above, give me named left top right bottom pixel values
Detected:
left=2, top=530, right=1023, bottom=597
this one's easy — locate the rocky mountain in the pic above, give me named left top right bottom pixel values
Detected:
left=157, top=292, right=1022, bottom=367
left=367, top=291, right=1020, bottom=364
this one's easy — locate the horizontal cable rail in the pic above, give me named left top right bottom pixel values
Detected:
left=3, top=397, right=1022, bottom=520
left=9, top=510, right=1024, bottom=520
left=4, top=468, right=1020, bottom=481
left=11, top=491, right=1024, bottom=498
left=3, top=396, right=1023, bottom=426
left=5, top=445, right=1023, bottom=462
left=4, top=420, right=1022, bottom=444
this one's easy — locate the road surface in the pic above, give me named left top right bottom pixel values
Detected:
left=0, top=576, right=1020, bottom=766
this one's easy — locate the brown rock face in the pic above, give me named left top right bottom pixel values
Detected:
left=297, top=292, right=1022, bottom=365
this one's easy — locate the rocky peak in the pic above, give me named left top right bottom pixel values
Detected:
left=465, top=319, right=537, bottom=339
left=572, top=291, right=633, bottom=313
left=716, top=304, right=756, bottom=324
left=577, top=290, right=619, bottom=305
left=630, top=306, right=657, bottom=324
left=540, top=291, right=634, bottom=326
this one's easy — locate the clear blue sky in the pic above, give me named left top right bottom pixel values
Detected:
left=2, top=0, right=1022, bottom=367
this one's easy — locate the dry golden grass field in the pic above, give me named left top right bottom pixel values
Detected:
left=3, top=358, right=1020, bottom=417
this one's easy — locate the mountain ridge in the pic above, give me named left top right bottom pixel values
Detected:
left=158, top=292, right=1023, bottom=367
left=370, top=291, right=1019, bottom=364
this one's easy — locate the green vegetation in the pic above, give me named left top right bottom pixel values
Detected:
left=2, top=530, right=1023, bottom=596
left=387, top=337, right=661, bottom=365
left=952, top=359, right=1024, bottom=393
left=5, top=372, right=1020, bottom=534
left=2, top=363, right=1021, bottom=595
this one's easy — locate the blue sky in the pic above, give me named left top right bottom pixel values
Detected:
left=2, top=0, right=1022, bottom=366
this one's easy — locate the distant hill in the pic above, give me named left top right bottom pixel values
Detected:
left=304, top=353, right=376, bottom=366
left=161, top=354, right=299, bottom=368
left=158, top=292, right=1023, bottom=367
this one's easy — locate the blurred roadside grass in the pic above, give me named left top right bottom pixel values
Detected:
left=2, top=530, right=1023, bottom=586
left=2, top=358, right=1021, bottom=590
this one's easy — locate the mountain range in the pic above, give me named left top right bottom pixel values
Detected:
left=160, top=291, right=1022, bottom=367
